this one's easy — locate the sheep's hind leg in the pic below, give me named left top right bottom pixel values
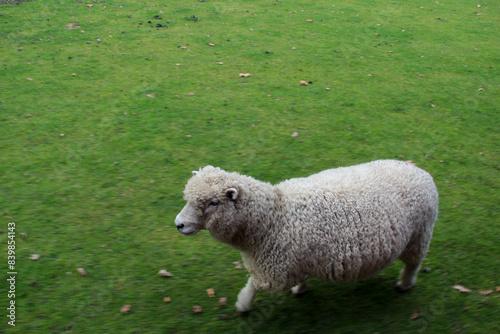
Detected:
left=396, top=231, right=432, bottom=292
left=235, top=276, right=258, bottom=312
left=396, top=262, right=421, bottom=292
left=291, top=280, right=309, bottom=296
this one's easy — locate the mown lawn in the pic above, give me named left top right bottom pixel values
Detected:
left=1, top=0, right=498, bottom=333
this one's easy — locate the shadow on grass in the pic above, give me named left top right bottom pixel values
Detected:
left=237, top=276, right=421, bottom=334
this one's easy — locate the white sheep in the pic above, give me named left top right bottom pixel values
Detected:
left=174, top=160, right=438, bottom=312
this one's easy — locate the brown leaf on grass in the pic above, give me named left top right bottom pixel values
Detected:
left=87, top=4, right=93, bottom=8
left=291, top=132, right=299, bottom=137
left=233, top=261, right=243, bottom=269
left=218, top=297, right=227, bottom=307
left=76, top=268, right=87, bottom=276
left=306, top=19, right=314, bottom=22
left=477, top=290, right=493, bottom=296
left=120, top=305, right=131, bottom=313
left=478, top=88, right=485, bottom=91
left=193, top=305, right=203, bottom=313
left=453, top=285, right=472, bottom=293
left=158, top=269, right=174, bottom=277
left=146, top=93, right=154, bottom=98
left=65, top=23, right=81, bottom=30
left=411, top=308, right=420, bottom=320
left=239, top=73, right=251, bottom=77
left=163, top=297, right=171, bottom=302
left=300, top=80, right=309, bottom=86
left=30, top=254, right=41, bottom=261
left=208, top=42, right=216, bottom=46
left=206, top=288, right=215, bottom=298
left=497, top=286, right=500, bottom=292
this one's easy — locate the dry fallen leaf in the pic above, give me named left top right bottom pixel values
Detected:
left=207, top=288, right=215, bottom=298
left=120, top=305, right=131, bottom=313
left=218, top=297, right=227, bottom=307
left=217, top=313, right=230, bottom=319
left=65, top=23, right=81, bottom=30
left=163, top=297, right=171, bottom=302
left=477, top=290, right=493, bottom=296
left=158, top=269, right=174, bottom=277
left=146, top=94, right=154, bottom=98
left=233, top=261, right=243, bottom=269
left=193, top=305, right=203, bottom=313
left=497, top=286, right=500, bottom=292
left=239, top=73, right=251, bottom=77
left=453, top=285, right=472, bottom=293
left=478, top=88, right=485, bottom=91
left=87, top=4, right=93, bottom=8
left=30, top=254, right=41, bottom=261
left=411, top=308, right=420, bottom=320
left=208, top=42, right=215, bottom=46
left=291, top=132, right=299, bottom=137
left=300, top=80, right=309, bottom=86
left=306, top=19, right=314, bottom=22
left=76, top=268, right=87, bottom=276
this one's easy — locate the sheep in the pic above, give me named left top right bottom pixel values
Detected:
left=174, top=160, right=438, bottom=312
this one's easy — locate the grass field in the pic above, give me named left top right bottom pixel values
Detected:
left=1, top=0, right=499, bottom=333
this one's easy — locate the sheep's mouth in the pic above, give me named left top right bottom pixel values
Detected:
left=178, top=228, right=199, bottom=236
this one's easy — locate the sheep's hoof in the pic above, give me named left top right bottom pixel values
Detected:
left=291, top=281, right=309, bottom=296
left=235, top=301, right=252, bottom=313
left=395, top=281, right=414, bottom=293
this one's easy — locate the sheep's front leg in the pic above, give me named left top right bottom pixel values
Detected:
left=235, top=276, right=258, bottom=312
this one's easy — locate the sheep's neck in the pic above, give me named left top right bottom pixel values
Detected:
left=231, top=186, right=282, bottom=254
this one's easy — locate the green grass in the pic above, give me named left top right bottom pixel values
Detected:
left=1, top=0, right=498, bottom=333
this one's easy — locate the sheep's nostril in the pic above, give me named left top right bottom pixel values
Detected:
left=176, top=223, right=185, bottom=230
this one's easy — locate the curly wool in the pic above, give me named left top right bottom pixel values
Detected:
left=179, top=160, right=438, bottom=292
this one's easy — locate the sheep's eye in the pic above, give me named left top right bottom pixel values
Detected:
left=209, top=199, right=220, bottom=206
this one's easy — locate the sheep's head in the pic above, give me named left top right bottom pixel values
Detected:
left=174, top=166, right=244, bottom=242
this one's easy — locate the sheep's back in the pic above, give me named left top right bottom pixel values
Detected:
left=273, top=160, right=438, bottom=283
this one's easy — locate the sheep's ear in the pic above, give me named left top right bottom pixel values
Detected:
left=192, top=171, right=199, bottom=176
left=225, top=188, right=239, bottom=201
